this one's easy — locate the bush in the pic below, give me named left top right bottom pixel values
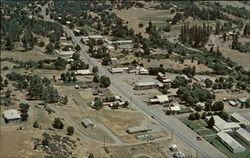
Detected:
left=33, top=120, right=39, bottom=128
left=52, top=118, right=64, bottom=129
left=67, top=126, right=74, bottom=136
left=211, top=101, right=224, bottom=111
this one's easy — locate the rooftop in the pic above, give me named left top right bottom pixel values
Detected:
left=236, top=128, right=250, bottom=143
left=217, top=132, right=246, bottom=153
left=231, top=113, right=250, bottom=126
left=3, top=109, right=21, bottom=120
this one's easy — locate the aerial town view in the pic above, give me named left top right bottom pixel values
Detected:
left=0, top=0, right=250, bottom=158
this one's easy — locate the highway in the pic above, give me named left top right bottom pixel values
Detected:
left=41, top=2, right=227, bottom=158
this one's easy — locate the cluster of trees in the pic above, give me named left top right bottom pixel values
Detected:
left=180, top=23, right=211, bottom=47
left=60, top=72, right=77, bottom=83
left=92, top=97, right=103, bottom=110
left=212, top=77, right=233, bottom=89
left=188, top=112, right=201, bottom=120
left=88, top=46, right=111, bottom=66
left=70, top=53, right=89, bottom=70
left=93, top=74, right=111, bottom=88
left=222, top=5, right=250, bottom=20
left=19, top=103, right=30, bottom=121
left=6, top=72, right=60, bottom=103
left=171, top=76, right=189, bottom=88
left=243, top=23, right=250, bottom=37
left=52, top=118, right=64, bottom=129
left=182, top=66, right=196, bottom=78
left=204, top=101, right=224, bottom=111
left=177, top=85, right=214, bottom=106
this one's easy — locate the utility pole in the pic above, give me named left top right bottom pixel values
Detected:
left=171, top=128, right=174, bottom=140
left=103, top=135, right=106, bottom=148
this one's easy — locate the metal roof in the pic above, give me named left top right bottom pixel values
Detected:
left=3, top=109, right=21, bottom=120
left=81, top=118, right=94, bottom=126
left=75, top=69, right=92, bottom=75
left=217, top=132, right=246, bottom=153
left=236, top=128, right=250, bottom=144
left=231, top=113, right=250, bottom=126
left=135, top=82, right=157, bottom=87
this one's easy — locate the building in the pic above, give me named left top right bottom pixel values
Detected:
left=81, top=118, right=94, bottom=128
left=169, top=105, right=181, bottom=112
left=136, top=66, right=149, bottom=75
left=206, top=116, right=240, bottom=133
left=134, top=82, right=163, bottom=90
left=136, top=134, right=154, bottom=140
left=75, top=69, right=92, bottom=75
left=89, top=35, right=103, bottom=40
left=115, top=40, right=133, bottom=45
left=126, top=126, right=151, bottom=134
left=57, top=50, right=75, bottom=56
left=228, top=100, right=238, bottom=106
left=236, top=128, right=250, bottom=145
left=217, top=132, right=246, bottom=153
left=149, top=95, right=169, bottom=104
left=3, top=109, right=21, bottom=123
left=157, top=72, right=171, bottom=83
left=109, top=67, right=129, bottom=74
left=231, top=113, right=250, bottom=127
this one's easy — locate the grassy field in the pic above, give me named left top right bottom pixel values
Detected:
left=181, top=118, right=208, bottom=131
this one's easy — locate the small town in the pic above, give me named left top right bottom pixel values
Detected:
left=0, top=1, right=250, bottom=158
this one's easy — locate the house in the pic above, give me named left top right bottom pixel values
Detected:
left=136, top=66, right=149, bottom=75
left=109, top=67, right=129, bottom=74
left=3, top=109, right=21, bottom=123
left=89, top=35, right=103, bottom=40
left=126, top=126, right=151, bottom=134
left=115, top=40, right=133, bottom=45
left=57, top=50, right=75, bottom=56
left=75, top=69, right=92, bottom=75
left=149, top=95, right=169, bottom=104
left=231, top=113, right=250, bottom=127
left=206, top=116, right=240, bottom=133
left=134, top=82, right=160, bottom=90
left=157, top=72, right=172, bottom=83
left=217, top=132, right=246, bottom=153
left=228, top=100, right=238, bottom=106
left=169, top=105, right=181, bottom=112
left=81, top=118, right=94, bottom=128
left=237, top=98, right=248, bottom=104
left=110, top=58, right=117, bottom=63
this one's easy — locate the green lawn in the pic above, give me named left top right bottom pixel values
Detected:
left=140, top=16, right=172, bottom=22
left=206, top=135, right=250, bottom=158
left=197, top=129, right=216, bottom=136
left=181, top=118, right=208, bottom=130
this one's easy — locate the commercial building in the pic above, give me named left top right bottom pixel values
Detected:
left=3, top=109, right=21, bottom=123
left=206, top=116, right=240, bottom=133
left=81, top=118, right=94, bottom=128
left=236, top=128, right=250, bottom=145
left=231, top=113, right=250, bottom=127
left=217, top=132, right=246, bottom=153
left=75, top=69, right=92, bottom=75
left=134, top=82, right=163, bottom=90
left=157, top=72, right=172, bottom=83
left=109, top=67, right=129, bottom=74
left=126, top=126, right=151, bottom=134
left=149, top=95, right=169, bottom=104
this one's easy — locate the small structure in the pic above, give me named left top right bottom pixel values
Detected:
left=110, top=58, right=118, bottom=63
left=136, top=134, right=154, bottom=140
left=236, top=128, right=250, bottom=145
left=134, top=82, right=162, bottom=90
left=136, top=66, right=149, bottom=75
left=217, top=132, right=246, bottom=153
left=89, top=35, right=103, bottom=40
left=126, top=126, right=151, bottom=134
left=75, top=85, right=80, bottom=89
left=169, top=105, right=181, bottom=112
left=81, top=118, right=94, bottom=128
left=231, top=113, right=250, bottom=127
left=206, top=116, right=240, bottom=133
left=66, top=21, right=71, bottom=24
left=149, top=95, right=169, bottom=104
left=157, top=72, right=171, bottom=83
left=75, top=69, right=92, bottom=75
left=57, top=50, right=75, bottom=56
left=3, top=109, right=21, bottom=123
left=170, top=144, right=178, bottom=151
left=109, top=67, right=129, bottom=74
left=229, top=100, right=238, bottom=106
left=173, top=151, right=185, bottom=158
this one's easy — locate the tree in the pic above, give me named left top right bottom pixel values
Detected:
left=201, top=112, right=207, bottom=119
left=246, top=98, right=250, bottom=108
left=19, top=103, right=30, bottom=121
left=207, top=116, right=215, bottom=128
left=211, top=101, right=224, bottom=111
left=4, top=79, right=9, bottom=87
left=92, top=66, right=98, bottom=73
left=5, top=36, right=14, bottom=50
left=67, top=126, right=74, bottom=136
left=52, top=118, right=64, bottom=129
left=93, top=98, right=103, bottom=110
left=45, top=43, right=54, bottom=54
left=93, top=74, right=100, bottom=83
left=195, top=105, right=203, bottom=111
left=33, top=120, right=39, bottom=128
left=204, top=78, right=213, bottom=88
left=204, top=101, right=212, bottom=111
left=100, top=76, right=111, bottom=88
left=88, top=153, right=94, bottom=158
left=188, top=113, right=196, bottom=120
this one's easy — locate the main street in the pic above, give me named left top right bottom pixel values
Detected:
left=41, top=3, right=227, bottom=158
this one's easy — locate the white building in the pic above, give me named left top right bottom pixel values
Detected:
left=109, top=67, right=129, bottom=74
left=217, top=132, right=246, bottom=153
left=75, top=69, right=92, bottom=75
left=136, top=66, right=149, bottom=75
left=149, top=95, right=169, bottom=104
left=81, top=118, right=94, bottom=128
left=231, top=113, right=250, bottom=127
left=236, top=128, right=250, bottom=145
left=157, top=72, right=171, bottom=83
left=134, top=82, right=163, bottom=90
left=3, top=109, right=21, bottom=123
left=206, top=116, right=240, bottom=133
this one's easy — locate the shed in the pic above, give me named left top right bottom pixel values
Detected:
left=75, top=69, right=92, bottom=75
left=126, top=126, right=151, bottom=134
left=217, top=132, right=246, bottom=153
left=3, top=109, right=21, bottom=123
left=81, top=118, right=94, bottom=128
left=149, top=95, right=169, bottom=104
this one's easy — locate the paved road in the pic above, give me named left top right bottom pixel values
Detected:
left=41, top=3, right=228, bottom=158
